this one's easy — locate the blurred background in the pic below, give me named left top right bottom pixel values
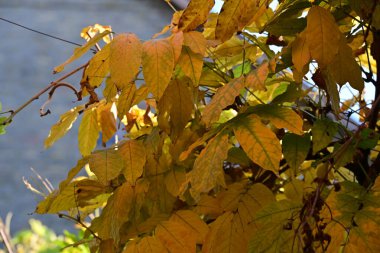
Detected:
left=0, top=0, right=175, bottom=233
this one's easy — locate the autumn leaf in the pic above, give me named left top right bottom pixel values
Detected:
left=216, top=0, right=254, bottom=42
left=183, top=31, right=207, bottom=56
left=169, top=31, right=184, bottom=63
left=169, top=210, right=209, bottom=244
left=54, top=30, right=111, bottom=73
left=305, top=6, right=341, bottom=67
left=58, top=157, right=89, bottom=191
left=117, top=83, right=137, bottom=119
left=178, top=0, right=215, bottom=32
left=233, top=114, right=282, bottom=174
left=202, top=212, right=246, bottom=253
left=312, top=118, right=339, bottom=154
left=328, top=37, right=364, bottom=91
left=244, top=62, right=269, bottom=90
left=82, top=43, right=110, bottom=88
left=78, top=107, right=100, bottom=156
left=292, top=31, right=310, bottom=73
left=177, top=46, right=204, bottom=86
left=123, top=236, right=167, bottom=253
left=97, top=103, right=117, bottom=144
left=118, top=140, right=146, bottom=185
left=110, top=33, right=142, bottom=88
left=156, top=219, right=197, bottom=253
left=282, top=133, right=310, bottom=172
left=91, top=180, right=149, bottom=242
left=249, top=200, right=302, bottom=253
left=89, top=148, right=124, bottom=185
left=158, top=78, right=194, bottom=140
left=44, top=106, right=83, bottom=149
left=164, top=166, right=187, bottom=197
left=202, top=76, right=245, bottom=127
left=247, top=104, right=304, bottom=135
left=142, top=39, right=175, bottom=99
left=188, top=133, right=229, bottom=201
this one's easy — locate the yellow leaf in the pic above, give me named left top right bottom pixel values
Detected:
left=177, top=46, right=204, bottom=86
left=188, top=134, right=229, bottom=201
left=178, top=0, right=215, bottom=32
left=305, top=6, right=341, bottom=67
left=156, top=219, right=197, bottom=253
left=142, top=39, right=174, bottom=99
left=134, top=236, right=168, bottom=253
left=118, top=140, right=146, bottom=185
left=117, top=83, right=137, bottom=119
left=245, top=62, right=269, bottom=90
left=328, top=37, right=364, bottom=91
left=99, top=239, right=116, bottom=253
left=292, top=31, right=310, bottom=73
left=36, top=179, right=106, bottom=214
left=183, top=31, right=207, bottom=56
left=194, top=195, right=222, bottom=219
left=54, top=30, right=111, bottom=73
left=58, top=157, right=89, bottom=191
left=249, top=104, right=304, bottom=135
left=164, top=167, right=187, bottom=197
left=158, top=78, right=194, bottom=139
left=103, top=77, right=118, bottom=102
left=215, top=0, right=254, bottom=42
left=202, top=76, right=245, bottom=127
left=91, top=180, right=149, bottom=242
left=97, top=103, right=117, bottom=144
left=170, top=210, right=209, bottom=244
left=44, top=106, right=83, bottom=149
left=202, top=212, right=246, bottom=253
left=89, top=148, right=124, bottom=185
left=78, top=107, right=100, bottom=156
left=233, top=114, right=281, bottom=174
left=82, top=43, right=110, bottom=88
left=110, top=33, right=142, bottom=88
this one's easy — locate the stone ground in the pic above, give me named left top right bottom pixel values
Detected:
left=0, top=0, right=172, bottom=233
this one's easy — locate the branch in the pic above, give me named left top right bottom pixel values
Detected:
left=1, top=63, right=88, bottom=125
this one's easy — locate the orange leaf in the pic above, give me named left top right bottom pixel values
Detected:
left=177, top=46, right=204, bottom=86
left=142, top=39, right=175, bottom=99
left=118, top=140, right=146, bottom=185
left=183, top=31, right=207, bottom=56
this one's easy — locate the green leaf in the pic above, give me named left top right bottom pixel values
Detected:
left=89, top=148, right=124, bottom=185
left=358, top=128, right=379, bottom=149
left=266, top=18, right=306, bottom=36
left=188, top=133, right=229, bottom=201
left=282, top=133, right=310, bottom=172
left=45, top=106, right=84, bottom=149
left=233, top=114, right=282, bottom=174
left=271, top=82, right=305, bottom=104
left=312, top=118, right=339, bottom=154
left=54, top=30, right=111, bottom=73
left=249, top=200, right=302, bottom=253
left=226, top=147, right=251, bottom=167
left=0, top=117, right=7, bottom=135
left=78, top=107, right=100, bottom=156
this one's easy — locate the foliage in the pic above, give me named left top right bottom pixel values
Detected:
left=2, top=0, right=380, bottom=252
left=0, top=219, right=90, bottom=253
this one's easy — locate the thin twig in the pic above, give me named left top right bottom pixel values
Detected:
left=1, top=63, right=88, bottom=125
left=58, top=213, right=101, bottom=241
left=164, top=0, right=177, bottom=11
